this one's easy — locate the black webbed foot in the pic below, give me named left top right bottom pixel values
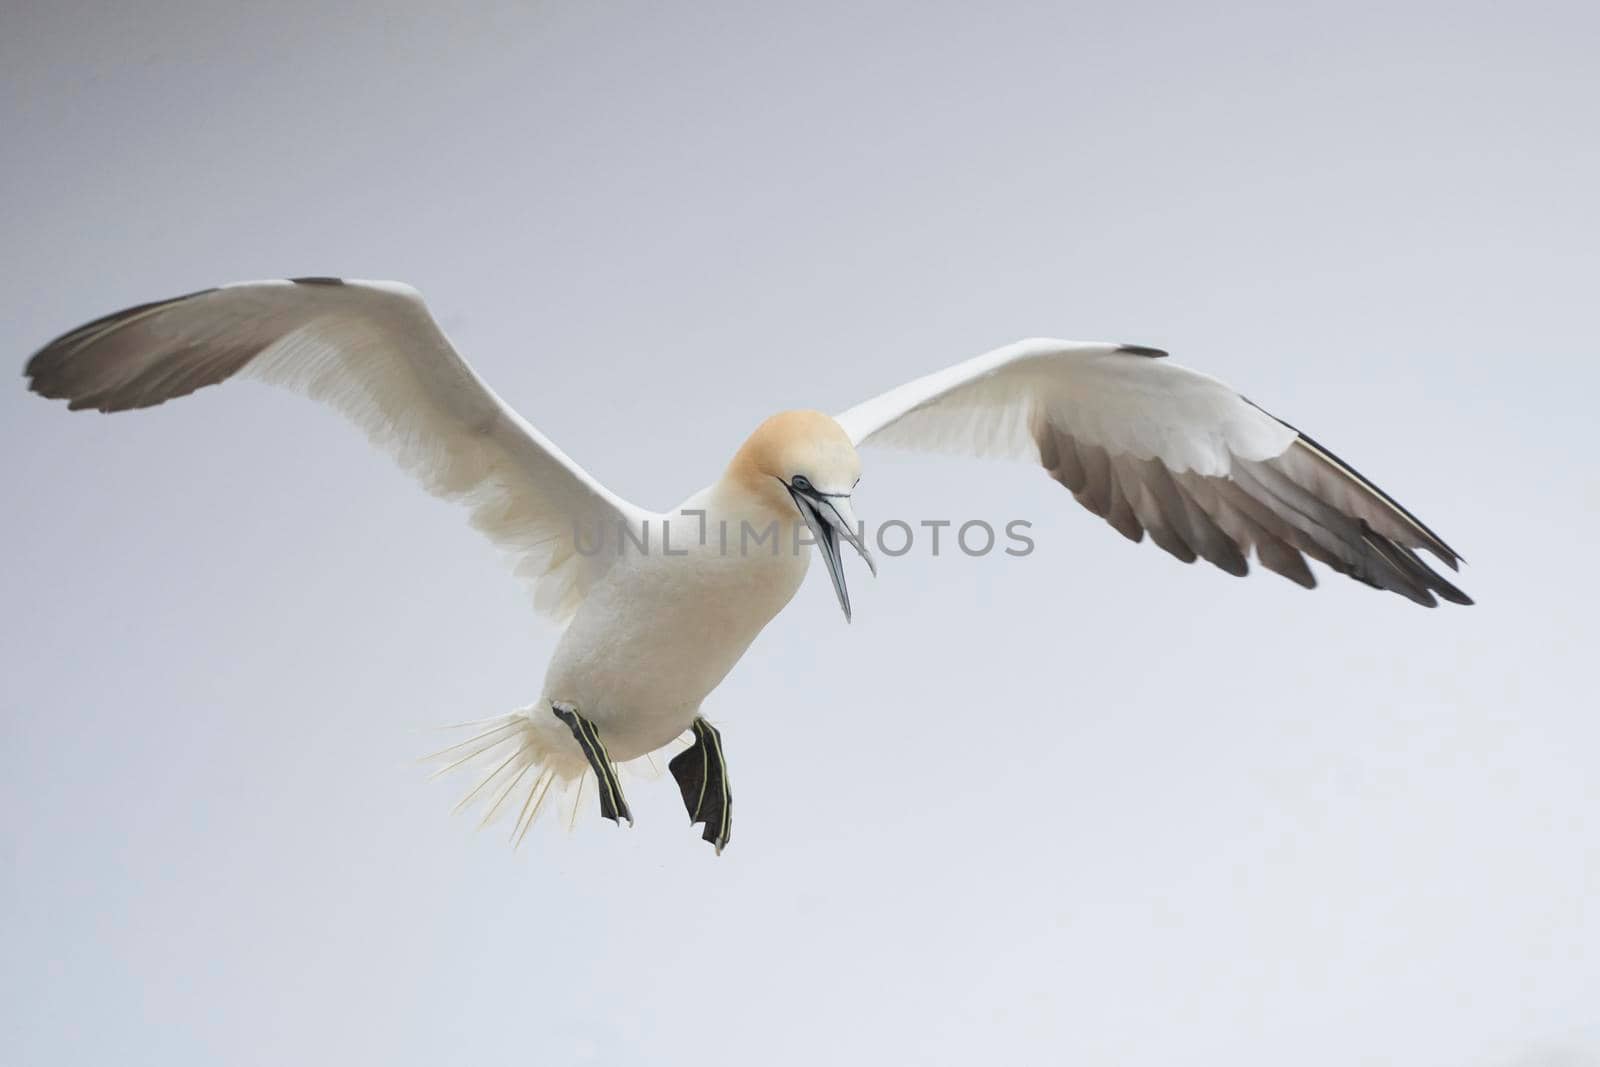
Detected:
left=551, top=701, right=633, bottom=826
left=669, top=717, right=731, bottom=854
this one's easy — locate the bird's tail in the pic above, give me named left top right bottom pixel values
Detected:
left=423, top=709, right=588, bottom=845
left=422, top=708, right=675, bottom=846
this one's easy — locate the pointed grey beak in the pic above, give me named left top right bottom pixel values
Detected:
left=788, top=488, right=876, bottom=622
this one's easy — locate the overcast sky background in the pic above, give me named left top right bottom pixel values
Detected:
left=3, top=2, right=1598, bottom=1064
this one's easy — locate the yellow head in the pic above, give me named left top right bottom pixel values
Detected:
left=726, top=410, right=875, bottom=620
left=728, top=410, right=861, bottom=503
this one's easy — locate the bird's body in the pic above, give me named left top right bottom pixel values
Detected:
left=536, top=488, right=810, bottom=769
left=24, top=277, right=1471, bottom=850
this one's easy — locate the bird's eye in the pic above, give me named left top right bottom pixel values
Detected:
left=791, top=475, right=812, bottom=491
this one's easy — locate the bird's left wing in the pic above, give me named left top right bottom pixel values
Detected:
left=25, top=278, right=653, bottom=622
left=835, top=339, right=1469, bottom=606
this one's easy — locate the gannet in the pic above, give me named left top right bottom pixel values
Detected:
left=23, top=278, right=1470, bottom=853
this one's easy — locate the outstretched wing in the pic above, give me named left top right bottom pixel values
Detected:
left=836, top=339, right=1469, bottom=607
left=25, top=278, right=651, bottom=622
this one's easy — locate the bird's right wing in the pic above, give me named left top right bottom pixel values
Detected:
left=25, top=278, right=651, bottom=622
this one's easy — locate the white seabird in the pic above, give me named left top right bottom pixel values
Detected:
left=23, top=278, right=1470, bottom=852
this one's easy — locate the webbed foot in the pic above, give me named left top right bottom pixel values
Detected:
left=668, top=717, right=731, bottom=854
left=551, top=701, right=633, bottom=826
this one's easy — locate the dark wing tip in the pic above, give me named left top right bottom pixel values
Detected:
left=21, top=282, right=305, bottom=413
left=24, top=288, right=215, bottom=411
left=23, top=279, right=344, bottom=409
left=1357, top=521, right=1473, bottom=608
left=24, top=286, right=215, bottom=377
left=1117, top=343, right=1169, bottom=359
left=1293, top=431, right=1466, bottom=568
left=1242, top=396, right=1468, bottom=569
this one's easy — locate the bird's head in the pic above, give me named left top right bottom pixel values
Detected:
left=728, top=409, right=877, bottom=620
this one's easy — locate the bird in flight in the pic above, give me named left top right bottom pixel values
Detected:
left=24, top=278, right=1470, bottom=853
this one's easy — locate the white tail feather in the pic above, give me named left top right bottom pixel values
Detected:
left=424, top=708, right=695, bottom=847
left=480, top=755, right=537, bottom=827
left=514, top=768, right=559, bottom=847
left=425, top=709, right=587, bottom=846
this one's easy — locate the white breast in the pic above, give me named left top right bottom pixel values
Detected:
left=536, top=495, right=810, bottom=761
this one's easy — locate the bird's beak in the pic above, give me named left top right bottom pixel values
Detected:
left=789, top=489, right=877, bottom=622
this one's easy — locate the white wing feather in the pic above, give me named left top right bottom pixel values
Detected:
left=837, top=338, right=1469, bottom=606
left=26, top=278, right=651, bottom=622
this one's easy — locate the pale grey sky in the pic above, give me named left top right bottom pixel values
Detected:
left=3, top=2, right=1598, bottom=1064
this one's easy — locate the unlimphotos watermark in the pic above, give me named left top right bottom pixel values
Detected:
left=571, top=511, right=1035, bottom=558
